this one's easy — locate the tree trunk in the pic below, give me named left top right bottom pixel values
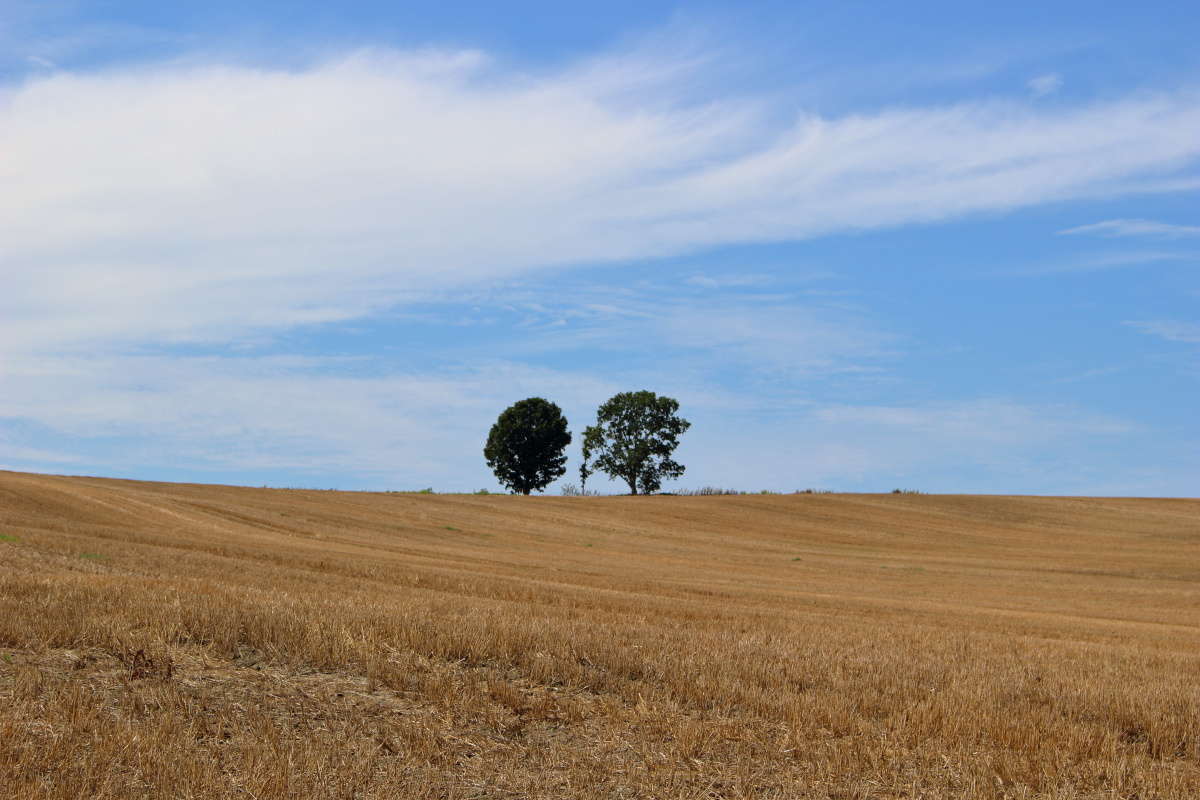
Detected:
left=627, top=476, right=638, bottom=495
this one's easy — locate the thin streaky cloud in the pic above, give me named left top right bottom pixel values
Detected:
left=1, top=22, right=1198, bottom=497
left=0, top=348, right=1141, bottom=492
left=2, top=50, right=1200, bottom=359
left=1059, top=219, right=1200, bottom=238
left=995, top=250, right=1193, bottom=277
left=684, top=273, right=770, bottom=289
left=1125, top=320, right=1200, bottom=344
left=1052, top=365, right=1129, bottom=384
left=1027, top=73, right=1062, bottom=97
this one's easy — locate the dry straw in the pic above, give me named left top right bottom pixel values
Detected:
left=1, top=471, right=1198, bottom=798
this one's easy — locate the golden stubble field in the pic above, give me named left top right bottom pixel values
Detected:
left=1, top=470, right=1198, bottom=799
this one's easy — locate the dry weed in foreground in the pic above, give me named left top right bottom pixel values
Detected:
left=1, top=470, right=1198, bottom=799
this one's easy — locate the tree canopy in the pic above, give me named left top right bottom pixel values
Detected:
left=581, top=390, right=690, bottom=495
left=484, top=397, right=571, bottom=495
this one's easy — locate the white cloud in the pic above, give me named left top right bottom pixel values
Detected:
left=684, top=273, right=768, bottom=289
left=0, top=347, right=1145, bottom=494
left=667, top=398, right=1140, bottom=494
left=0, top=352, right=622, bottom=487
left=471, top=284, right=894, bottom=381
left=0, top=441, right=82, bottom=467
left=1124, top=320, right=1200, bottom=344
left=1027, top=73, right=1063, bottom=97
left=655, top=303, right=892, bottom=374
left=0, top=267, right=897, bottom=489
left=2, top=50, right=1200, bottom=358
left=812, top=400, right=1132, bottom=442
left=1, top=46, right=1198, bottom=494
left=1000, top=250, right=1193, bottom=276
left=1059, top=219, right=1200, bottom=238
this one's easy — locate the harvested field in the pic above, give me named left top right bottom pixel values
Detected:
left=1, top=469, right=1198, bottom=799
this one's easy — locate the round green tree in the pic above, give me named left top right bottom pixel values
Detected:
left=581, top=390, right=690, bottom=495
left=484, top=397, right=572, bottom=495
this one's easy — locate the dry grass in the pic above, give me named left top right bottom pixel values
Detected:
left=1, top=470, right=1198, bottom=799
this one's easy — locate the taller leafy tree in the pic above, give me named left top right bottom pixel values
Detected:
left=581, top=391, right=690, bottom=495
left=484, top=397, right=571, bottom=495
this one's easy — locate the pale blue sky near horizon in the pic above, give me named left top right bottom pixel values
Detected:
left=1, top=0, right=1197, bottom=495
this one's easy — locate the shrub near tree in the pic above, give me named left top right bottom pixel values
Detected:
left=581, top=390, right=690, bottom=495
left=484, top=397, right=572, bottom=495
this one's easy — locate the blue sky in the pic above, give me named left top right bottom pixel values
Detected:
left=1, top=1, right=1197, bottom=495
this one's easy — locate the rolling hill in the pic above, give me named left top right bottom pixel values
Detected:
left=2, top=470, right=1198, bottom=798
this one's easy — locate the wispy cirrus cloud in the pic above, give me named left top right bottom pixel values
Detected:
left=673, top=398, right=1141, bottom=494
left=2, top=48, right=1200, bottom=360
left=998, top=250, right=1194, bottom=276
left=448, top=278, right=895, bottom=383
left=2, top=41, right=1199, bottom=494
left=813, top=400, right=1133, bottom=442
left=0, top=352, right=622, bottom=486
left=0, top=347, right=1145, bottom=493
left=1125, top=320, right=1200, bottom=344
left=1027, top=72, right=1063, bottom=97
left=684, top=273, right=771, bottom=289
left=1059, top=219, right=1200, bottom=238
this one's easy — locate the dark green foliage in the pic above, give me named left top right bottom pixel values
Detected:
left=484, top=397, right=572, bottom=495
left=581, top=391, right=690, bottom=495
